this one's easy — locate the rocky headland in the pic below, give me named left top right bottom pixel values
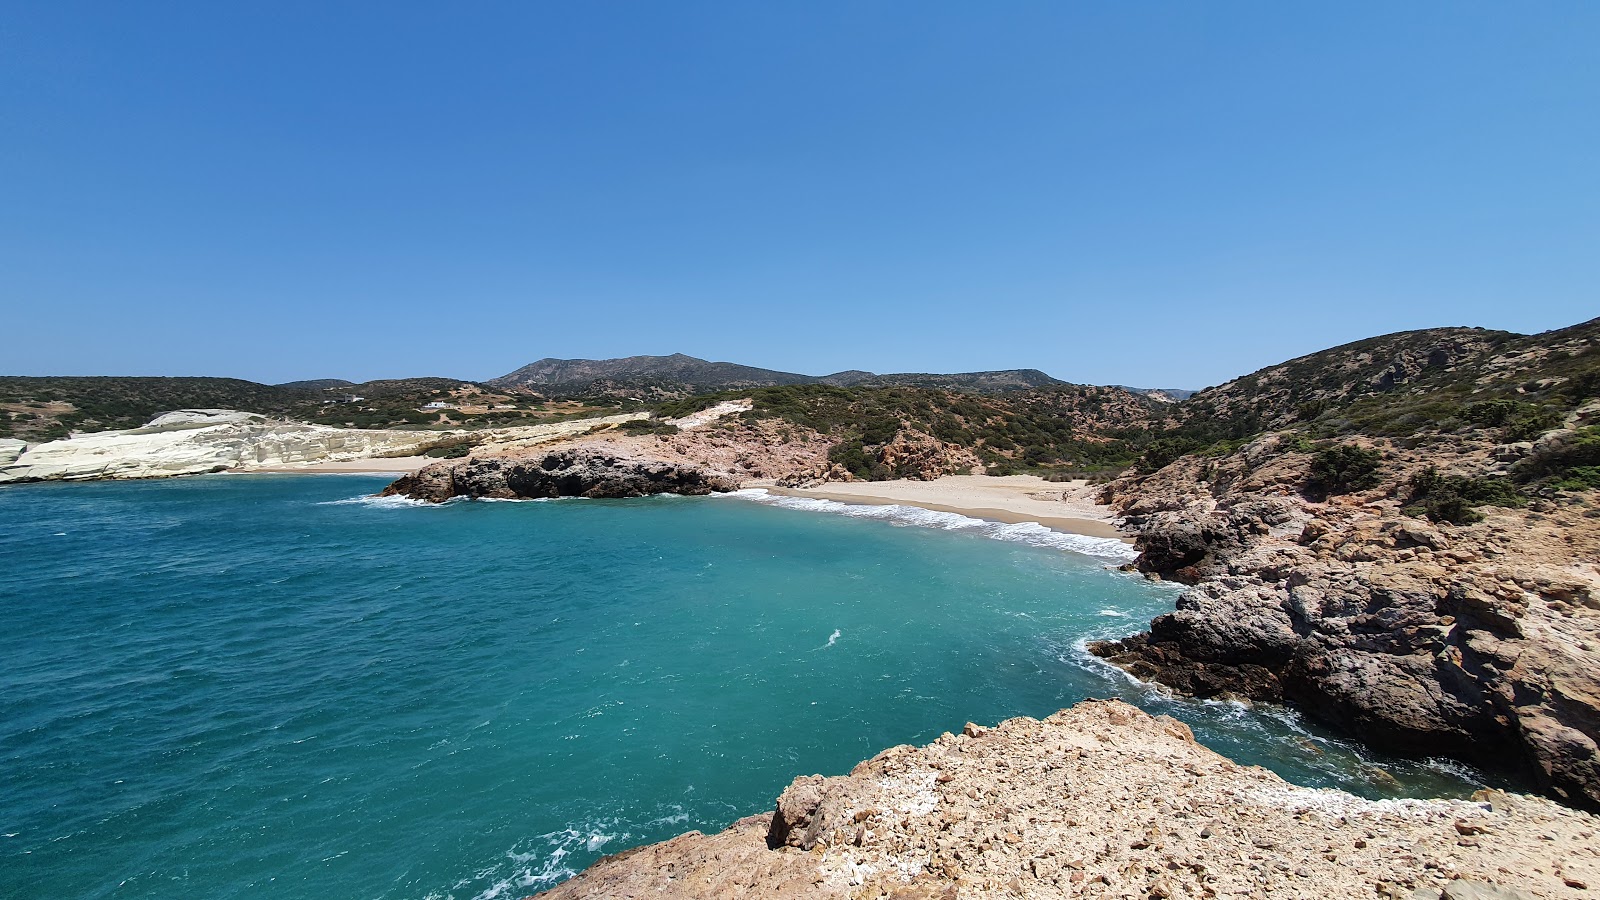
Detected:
left=534, top=701, right=1599, bottom=899
left=1089, top=429, right=1600, bottom=810
left=1086, top=323, right=1600, bottom=811
left=379, top=446, right=741, bottom=502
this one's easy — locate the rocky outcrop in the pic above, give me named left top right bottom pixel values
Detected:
left=1091, top=433, right=1600, bottom=811
left=0, top=410, right=654, bottom=484
left=0, top=410, right=460, bottom=483
left=876, top=429, right=984, bottom=481
left=379, top=447, right=741, bottom=502
left=536, top=701, right=1600, bottom=899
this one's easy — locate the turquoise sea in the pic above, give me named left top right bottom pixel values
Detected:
left=2, top=475, right=1493, bottom=899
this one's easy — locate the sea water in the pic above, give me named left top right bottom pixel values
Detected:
left=1, top=475, right=1494, bottom=899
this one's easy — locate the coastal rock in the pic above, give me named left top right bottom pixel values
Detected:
left=0, top=438, right=26, bottom=466
left=0, top=411, right=459, bottom=483
left=379, top=447, right=741, bottom=502
left=1094, top=434, right=1600, bottom=810
left=534, top=701, right=1600, bottom=899
left=873, top=430, right=983, bottom=481
left=0, top=410, right=652, bottom=484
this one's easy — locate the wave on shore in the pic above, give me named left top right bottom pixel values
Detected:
left=719, top=488, right=1137, bottom=561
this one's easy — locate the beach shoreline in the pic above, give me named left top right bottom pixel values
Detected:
left=763, top=474, right=1129, bottom=541
left=231, top=456, right=438, bottom=475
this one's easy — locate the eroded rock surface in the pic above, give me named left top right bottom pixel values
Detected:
left=0, top=411, right=458, bottom=483
left=1090, top=432, right=1600, bottom=810
left=535, top=701, right=1600, bottom=899
left=379, top=447, right=740, bottom=502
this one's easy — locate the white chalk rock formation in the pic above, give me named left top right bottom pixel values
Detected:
left=0, top=410, right=655, bottom=484
left=0, top=410, right=456, bottom=483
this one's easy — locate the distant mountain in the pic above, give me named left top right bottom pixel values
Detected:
left=1117, top=386, right=1197, bottom=402
left=820, top=369, right=1066, bottom=392
left=488, top=354, right=815, bottom=396
left=276, top=378, right=355, bottom=390
left=490, top=354, right=1071, bottom=398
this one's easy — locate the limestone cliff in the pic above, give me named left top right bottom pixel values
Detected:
left=535, top=701, right=1599, bottom=899
left=0, top=410, right=650, bottom=484
left=0, top=410, right=457, bottom=483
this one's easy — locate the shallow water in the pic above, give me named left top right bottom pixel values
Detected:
left=0, top=475, right=1496, bottom=899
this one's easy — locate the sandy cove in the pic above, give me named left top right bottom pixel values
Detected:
left=762, top=474, right=1128, bottom=541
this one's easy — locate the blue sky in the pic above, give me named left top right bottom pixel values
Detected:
left=4, top=3, right=1596, bottom=390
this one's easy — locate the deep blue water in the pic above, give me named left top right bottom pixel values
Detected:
left=0, top=475, right=1490, bottom=899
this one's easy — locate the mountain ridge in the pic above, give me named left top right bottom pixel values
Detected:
left=487, top=353, right=1088, bottom=398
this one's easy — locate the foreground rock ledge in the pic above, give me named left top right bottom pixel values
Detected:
left=533, top=701, right=1597, bottom=900
left=379, top=447, right=740, bottom=502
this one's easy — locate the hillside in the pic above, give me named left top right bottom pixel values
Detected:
left=645, top=383, right=1172, bottom=481
left=1088, top=315, right=1600, bottom=808
left=0, top=376, right=616, bottom=440
left=1176, top=318, right=1599, bottom=442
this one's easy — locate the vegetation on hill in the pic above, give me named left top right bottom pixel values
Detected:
left=659, top=383, right=1171, bottom=479
left=0, top=376, right=618, bottom=441
left=8, top=318, right=1596, bottom=505
left=1177, top=319, right=1598, bottom=445
left=1119, top=317, right=1600, bottom=518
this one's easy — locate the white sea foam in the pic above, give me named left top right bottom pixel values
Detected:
left=716, top=489, right=1137, bottom=561
left=465, top=823, right=630, bottom=900
left=821, top=628, right=841, bottom=649
left=317, top=494, right=435, bottom=509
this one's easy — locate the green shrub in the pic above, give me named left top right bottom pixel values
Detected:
left=1502, top=408, right=1563, bottom=442
left=1549, top=466, right=1600, bottom=492
left=1280, top=435, right=1317, bottom=454
left=1403, top=467, right=1524, bottom=524
left=1137, top=436, right=1202, bottom=472
left=1306, top=444, right=1383, bottom=496
left=1462, top=399, right=1523, bottom=427
left=619, top=418, right=680, bottom=436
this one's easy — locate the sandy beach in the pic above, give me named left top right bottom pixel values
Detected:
left=235, top=456, right=437, bottom=474
left=767, top=474, right=1128, bottom=541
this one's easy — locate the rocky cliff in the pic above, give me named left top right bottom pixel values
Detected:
left=0, top=410, right=458, bottom=483
left=1089, top=426, right=1600, bottom=810
left=0, top=410, right=650, bottom=484
left=1080, top=317, right=1600, bottom=810
left=379, top=446, right=741, bottom=502
left=535, top=701, right=1599, bottom=899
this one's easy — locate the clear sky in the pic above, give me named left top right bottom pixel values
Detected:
left=4, top=3, right=1596, bottom=390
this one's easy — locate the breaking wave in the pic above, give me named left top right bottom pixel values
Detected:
left=715, top=489, right=1136, bottom=561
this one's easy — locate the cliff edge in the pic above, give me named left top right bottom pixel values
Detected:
left=534, top=701, right=1598, bottom=899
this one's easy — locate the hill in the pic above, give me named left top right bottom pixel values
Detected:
left=1176, top=319, right=1599, bottom=442
left=490, top=353, right=1075, bottom=399
left=818, top=368, right=1066, bottom=392
left=488, top=354, right=816, bottom=397
left=0, top=376, right=617, bottom=440
left=649, top=383, right=1172, bottom=480
left=276, top=378, right=356, bottom=390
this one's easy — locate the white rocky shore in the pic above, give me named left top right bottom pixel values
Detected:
left=536, top=701, right=1599, bottom=900
left=0, top=409, right=646, bottom=483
